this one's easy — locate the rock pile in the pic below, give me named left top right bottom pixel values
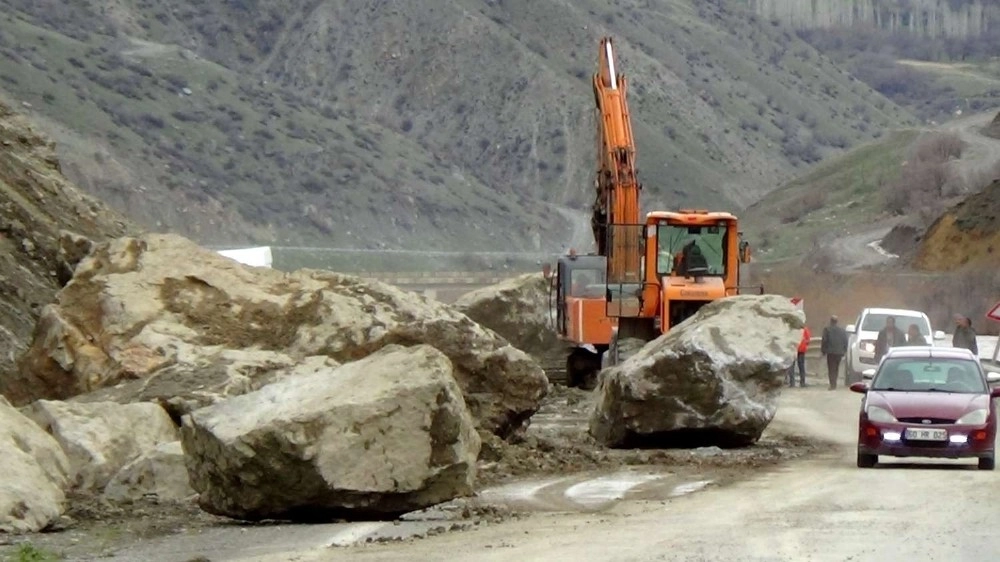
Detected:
left=9, top=233, right=549, bottom=438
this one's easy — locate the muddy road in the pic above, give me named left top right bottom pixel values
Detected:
left=8, top=383, right=998, bottom=561
left=256, top=387, right=1000, bottom=562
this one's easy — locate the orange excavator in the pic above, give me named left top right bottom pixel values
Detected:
left=550, top=37, right=760, bottom=388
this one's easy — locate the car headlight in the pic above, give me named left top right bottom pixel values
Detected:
left=859, top=342, right=874, bottom=353
left=956, top=409, right=988, bottom=425
left=867, top=406, right=897, bottom=423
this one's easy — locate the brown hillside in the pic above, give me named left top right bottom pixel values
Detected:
left=914, top=178, right=1000, bottom=270
left=0, top=100, right=136, bottom=382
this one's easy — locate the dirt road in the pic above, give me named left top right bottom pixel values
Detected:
left=224, top=387, right=999, bottom=562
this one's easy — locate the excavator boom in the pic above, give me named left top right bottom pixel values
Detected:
left=591, top=37, right=642, bottom=285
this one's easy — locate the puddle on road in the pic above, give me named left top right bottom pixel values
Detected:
left=669, top=480, right=712, bottom=497
left=563, top=473, right=663, bottom=507
left=477, top=469, right=715, bottom=512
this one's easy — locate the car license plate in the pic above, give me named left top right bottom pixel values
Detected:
left=904, top=428, right=948, bottom=441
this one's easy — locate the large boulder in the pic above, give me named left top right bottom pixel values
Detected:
left=73, top=350, right=340, bottom=421
left=181, top=344, right=481, bottom=521
left=104, top=441, right=195, bottom=503
left=9, top=233, right=548, bottom=437
left=454, top=273, right=561, bottom=365
left=22, top=400, right=179, bottom=492
left=590, top=295, right=804, bottom=448
left=0, top=397, right=72, bottom=533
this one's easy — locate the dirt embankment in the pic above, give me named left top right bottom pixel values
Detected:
left=0, top=101, right=137, bottom=384
left=913, top=178, right=1000, bottom=271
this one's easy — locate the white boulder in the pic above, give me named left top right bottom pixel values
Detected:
left=181, top=344, right=481, bottom=521
left=23, top=400, right=179, bottom=492
left=104, top=441, right=195, bottom=503
left=0, top=397, right=71, bottom=533
left=590, top=295, right=804, bottom=448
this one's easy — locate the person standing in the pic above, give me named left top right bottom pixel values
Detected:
left=789, top=325, right=811, bottom=387
left=952, top=314, right=979, bottom=355
left=821, top=316, right=848, bottom=390
left=904, top=323, right=928, bottom=346
left=874, top=316, right=906, bottom=363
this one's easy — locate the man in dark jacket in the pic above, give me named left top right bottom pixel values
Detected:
left=952, top=314, right=979, bottom=355
left=821, top=315, right=849, bottom=390
left=875, top=316, right=906, bottom=364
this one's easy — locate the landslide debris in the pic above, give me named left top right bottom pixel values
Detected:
left=0, top=101, right=135, bottom=385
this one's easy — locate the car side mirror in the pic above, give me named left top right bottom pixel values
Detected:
left=861, top=369, right=877, bottom=380
left=933, top=330, right=946, bottom=341
left=987, top=372, right=1000, bottom=384
left=846, top=324, right=856, bottom=334
left=850, top=382, right=869, bottom=394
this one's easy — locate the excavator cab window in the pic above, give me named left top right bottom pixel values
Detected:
left=656, top=222, right=728, bottom=277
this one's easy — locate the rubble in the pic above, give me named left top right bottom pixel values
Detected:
left=11, top=233, right=548, bottom=437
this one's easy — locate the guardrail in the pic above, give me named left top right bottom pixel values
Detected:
left=350, top=272, right=521, bottom=285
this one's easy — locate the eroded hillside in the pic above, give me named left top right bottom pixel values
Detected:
left=0, top=0, right=913, bottom=250
left=0, top=100, right=136, bottom=381
left=914, top=178, right=1000, bottom=271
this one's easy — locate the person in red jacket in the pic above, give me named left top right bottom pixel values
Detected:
left=788, top=326, right=811, bottom=387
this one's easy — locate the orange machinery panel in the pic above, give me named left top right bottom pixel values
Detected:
left=565, top=296, right=616, bottom=346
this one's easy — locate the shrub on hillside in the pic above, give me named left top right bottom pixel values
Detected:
left=882, top=133, right=966, bottom=215
left=914, top=133, right=964, bottom=163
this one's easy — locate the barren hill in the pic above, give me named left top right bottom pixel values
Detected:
left=0, top=0, right=913, bottom=250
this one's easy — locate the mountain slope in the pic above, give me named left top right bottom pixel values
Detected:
left=0, top=0, right=915, bottom=250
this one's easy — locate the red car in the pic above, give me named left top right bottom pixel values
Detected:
left=851, top=346, right=1000, bottom=470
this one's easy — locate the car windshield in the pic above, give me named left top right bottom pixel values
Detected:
left=871, top=358, right=986, bottom=394
left=860, top=313, right=928, bottom=334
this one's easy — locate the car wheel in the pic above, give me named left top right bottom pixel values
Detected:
left=857, top=451, right=877, bottom=468
left=979, top=456, right=995, bottom=471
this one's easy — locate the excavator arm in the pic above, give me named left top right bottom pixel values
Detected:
left=591, top=37, right=643, bottom=285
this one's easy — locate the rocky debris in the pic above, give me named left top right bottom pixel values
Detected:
left=10, top=233, right=548, bottom=437
left=590, top=295, right=804, bottom=449
left=478, top=385, right=820, bottom=486
left=22, top=400, right=179, bottom=492
left=104, top=441, right=196, bottom=503
left=181, top=345, right=482, bottom=521
left=73, top=350, right=340, bottom=422
left=0, top=101, right=136, bottom=389
left=454, top=273, right=562, bottom=366
left=0, top=397, right=72, bottom=533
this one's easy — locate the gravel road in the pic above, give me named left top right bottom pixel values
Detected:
left=236, top=386, right=1000, bottom=562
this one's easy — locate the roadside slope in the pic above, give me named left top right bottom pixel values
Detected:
left=0, top=100, right=136, bottom=385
